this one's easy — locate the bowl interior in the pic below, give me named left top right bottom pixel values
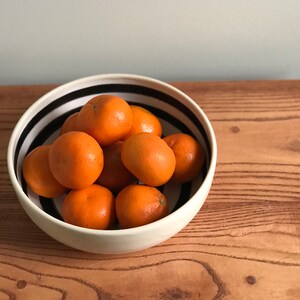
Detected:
left=10, top=75, right=212, bottom=226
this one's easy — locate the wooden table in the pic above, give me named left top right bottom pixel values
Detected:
left=0, top=81, right=300, bottom=299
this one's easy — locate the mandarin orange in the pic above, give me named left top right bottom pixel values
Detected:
left=116, top=184, right=168, bottom=228
left=96, top=141, right=137, bottom=194
left=163, top=133, right=204, bottom=183
left=62, top=184, right=116, bottom=229
left=22, top=145, right=67, bottom=198
left=60, top=112, right=79, bottom=135
left=76, top=94, right=132, bottom=146
left=122, top=105, right=162, bottom=140
left=49, top=131, right=103, bottom=189
left=121, top=133, right=176, bottom=186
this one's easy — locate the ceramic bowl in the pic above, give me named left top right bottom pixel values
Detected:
left=7, top=74, right=217, bottom=254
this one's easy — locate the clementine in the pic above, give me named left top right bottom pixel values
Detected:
left=116, top=184, right=168, bottom=229
left=22, top=145, right=67, bottom=198
left=62, top=184, right=116, bottom=229
left=76, top=94, right=133, bottom=146
left=121, top=133, right=176, bottom=186
left=96, top=141, right=137, bottom=194
left=163, top=133, right=205, bottom=183
left=49, top=131, right=103, bottom=189
left=60, top=112, right=79, bottom=135
left=122, top=105, right=162, bottom=140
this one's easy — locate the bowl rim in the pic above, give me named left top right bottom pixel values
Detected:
left=7, top=73, right=217, bottom=236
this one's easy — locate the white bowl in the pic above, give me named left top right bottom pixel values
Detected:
left=7, top=74, right=217, bottom=254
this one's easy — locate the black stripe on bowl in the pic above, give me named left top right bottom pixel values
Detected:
left=14, top=83, right=212, bottom=221
left=173, top=182, right=193, bottom=212
left=40, top=196, right=63, bottom=221
left=21, top=175, right=63, bottom=220
left=25, top=107, right=81, bottom=156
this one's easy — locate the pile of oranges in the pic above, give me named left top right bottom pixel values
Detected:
left=22, top=95, right=204, bottom=230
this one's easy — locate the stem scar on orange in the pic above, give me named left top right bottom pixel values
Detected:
left=163, top=133, right=205, bottom=183
left=96, top=141, right=137, bottom=194
left=62, top=184, right=116, bottom=229
left=22, top=145, right=67, bottom=198
left=116, top=184, right=169, bottom=229
left=49, top=131, right=104, bottom=189
left=76, top=94, right=133, bottom=147
left=121, top=105, right=162, bottom=140
left=121, top=133, right=176, bottom=187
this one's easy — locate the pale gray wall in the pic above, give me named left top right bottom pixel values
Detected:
left=1, top=0, right=300, bottom=85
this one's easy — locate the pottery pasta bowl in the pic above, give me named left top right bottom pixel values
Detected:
left=7, top=74, right=217, bottom=254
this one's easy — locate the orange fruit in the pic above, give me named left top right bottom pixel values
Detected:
left=96, top=141, right=137, bottom=194
left=163, top=133, right=205, bottom=183
left=76, top=94, right=133, bottom=146
left=122, top=105, right=162, bottom=140
left=62, top=184, right=116, bottom=229
left=116, top=184, right=168, bottom=229
left=60, top=112, right=79, bottom=135
left=49, top=131, right=104, bottom=189
left=121, top=133, right=176, bottom=186
left=22, top=145, right=67, bottom=198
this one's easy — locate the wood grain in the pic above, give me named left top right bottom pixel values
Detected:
left=0, top=81, right=299, bottom=299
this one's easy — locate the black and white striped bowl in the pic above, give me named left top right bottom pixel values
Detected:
left=7, top=74, right=217, bottom=254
